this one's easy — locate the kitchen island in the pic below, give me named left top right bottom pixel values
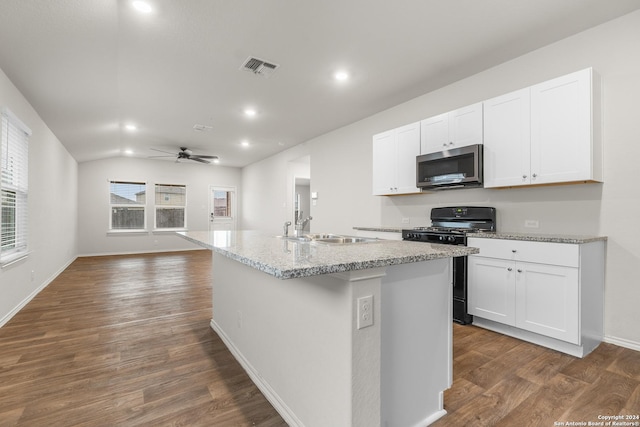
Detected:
left=178, top=230, right=478, bottom=427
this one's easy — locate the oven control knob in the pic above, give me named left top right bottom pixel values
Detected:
left=448, top=236, right=456, bottom=242
left=439, top=236, right=445, bottom=241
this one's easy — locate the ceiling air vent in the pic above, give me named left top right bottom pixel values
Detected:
left=241, top=56, right=279, bottom=78
left=192, top=124, right=213, bottom=132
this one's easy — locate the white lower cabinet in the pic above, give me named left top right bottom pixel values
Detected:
left=468, top=237, right=604, bottom=357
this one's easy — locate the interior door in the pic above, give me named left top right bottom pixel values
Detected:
left=209, top=186, right=237, bottom=231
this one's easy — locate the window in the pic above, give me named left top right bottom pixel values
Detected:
left=213, top=190, right=232, bottom=217
left=155, top=184, right=186, bottom=229
left=109, top=181, right=146, bottom=231
left=1, top=109, right=30, bottom=265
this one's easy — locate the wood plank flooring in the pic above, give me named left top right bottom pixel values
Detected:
left=0, top=251, right=287, bottom=427
left=432, top=323, right=640, bottom=427
left=1, top=250, right=639, bottom=426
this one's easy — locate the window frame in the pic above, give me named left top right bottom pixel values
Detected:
left=1, top=108, right=30, bottom=266
left=153, top=183, right=187, bottom=231
left=108, top=180, right=147, bottom=233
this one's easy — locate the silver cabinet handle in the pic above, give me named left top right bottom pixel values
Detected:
left=517, top=269, right=523, bottom=273
left=507, top=267, right=513, bottom=272
left=511, top=249, right=517, bottom=253
left=522, top=175, right=527, bottom=179
left=532, top=173, right=537, bottom=178
left=442, top=143, right=447, bottom=147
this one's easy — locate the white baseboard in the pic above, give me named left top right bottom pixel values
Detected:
left=419, top=409, right=447, bottom=427
left=77, top=247, right=206, bottom=258
left=209, top=319, right=305, bottom=427
left=604, top=335, right=640, bottom=352
left=0, top=256, right=77, bottom=328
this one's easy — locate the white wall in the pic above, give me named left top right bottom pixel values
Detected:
left=242, top=143, right=311, bottom=233
left=0, top=67, right=78, bottom=326
left=241, top=10, right=640, bottom=347
left=77, top=157, right=241, bottom=256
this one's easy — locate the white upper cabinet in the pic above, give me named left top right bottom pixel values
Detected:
left=483, top=68, right=602, bottom=188
left=420, top=103, right=483, bottom=154
left=372, top=122, right=421, bottom=195
left=530, top=68, right=600, bottom=184
left=483, top=88, right=531, bottom=187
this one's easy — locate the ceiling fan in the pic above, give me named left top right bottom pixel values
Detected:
left=149, top=147, right=218, bottom=164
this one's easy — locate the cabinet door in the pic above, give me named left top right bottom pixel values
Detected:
left=531, top=68, right=592, bottom=184
left=515, top=262, right=579, bottom=344
left=449, top=102, right=483, bottom=149
left=395, top=122, right=421, bottom=194
left=468, top=256, right=516, bottom=325
left=420, top=113, right=449, bottom=154
left=483, top=89, right=531, bottom=188
left=372, top=130, right=396, bottom=195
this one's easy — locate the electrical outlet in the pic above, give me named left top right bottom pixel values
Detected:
left=357, top=295, right=374, bottom=329
left=401, top=217, right=410, bottom=224
left=524, top=219, right=539, bottom=228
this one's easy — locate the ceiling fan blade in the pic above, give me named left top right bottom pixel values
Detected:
left=150, top=148, right=176, bottom=155
left=148, top=155, right=176, bottom=158
left=190, top=154, right=218, bottom=159
left=190, top=157, right=211, bottom=164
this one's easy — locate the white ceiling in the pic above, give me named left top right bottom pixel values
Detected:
left=1, top=0, right=639, bottom=167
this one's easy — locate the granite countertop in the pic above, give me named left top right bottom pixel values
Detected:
left=352, top=226, right=403, bottom=233
left=178, top=230, right=477, bottom=279
left=467, top=231, right=607, bottom=244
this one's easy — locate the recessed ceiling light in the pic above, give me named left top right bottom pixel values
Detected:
left=125, top=124, right=137, bottom=131
left=241, top=140, right=250, bottom=148
left=132, top=1, right=152, bottom=13
left=244, top=108, right=257, bottom=117
left=124, top=149, right=134, bottom=155
left=334, top=71, right=349, bottom=81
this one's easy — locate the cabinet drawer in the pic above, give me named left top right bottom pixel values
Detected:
left=468, top=238, right=579, bottom=268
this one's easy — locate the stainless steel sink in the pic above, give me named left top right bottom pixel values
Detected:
left=276, top=234, right=378, bottom=244
left=303, top=233, right=343, bottom=240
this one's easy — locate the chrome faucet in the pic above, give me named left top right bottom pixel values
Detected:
left=283, top=221, right=292, bottom=237
left=294, top=211, right=312, bottom=237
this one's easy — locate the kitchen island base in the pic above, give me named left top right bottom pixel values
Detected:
left=210, top=251, right=452, bottom=427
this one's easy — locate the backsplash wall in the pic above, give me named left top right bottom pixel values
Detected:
left=380, top=183, right=604, bottom=235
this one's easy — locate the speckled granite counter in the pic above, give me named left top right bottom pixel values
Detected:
left=178, top=230, right=477, bottom=279
left=467, top=231, right=607, bottom=244
left=352, top=226, right=403, bottom=233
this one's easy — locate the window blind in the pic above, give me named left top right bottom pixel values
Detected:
left=155, top=184, right=186, bottom=229
left=1, top=108, right=31, bottom=264
left=109, top=180, right=146, bottom=230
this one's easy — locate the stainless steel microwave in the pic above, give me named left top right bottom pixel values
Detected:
left=416, top=144, right=483, bottom=190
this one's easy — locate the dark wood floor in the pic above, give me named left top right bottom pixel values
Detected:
left=433, top=324, right=640, bottom=426
left=0, top=250, right=287, bottom=427
left=1, top=250, right=639, bottom=426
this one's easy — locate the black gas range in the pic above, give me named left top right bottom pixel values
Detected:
left=402, top=206, right=496, bottom=324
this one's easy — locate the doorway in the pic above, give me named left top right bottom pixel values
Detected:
left=209, top=186, right=237, bottom=231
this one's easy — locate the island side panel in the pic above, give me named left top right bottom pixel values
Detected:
left=381, top=258, right=452, bottom=427
left=210, top=251, right=358, bottom=427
